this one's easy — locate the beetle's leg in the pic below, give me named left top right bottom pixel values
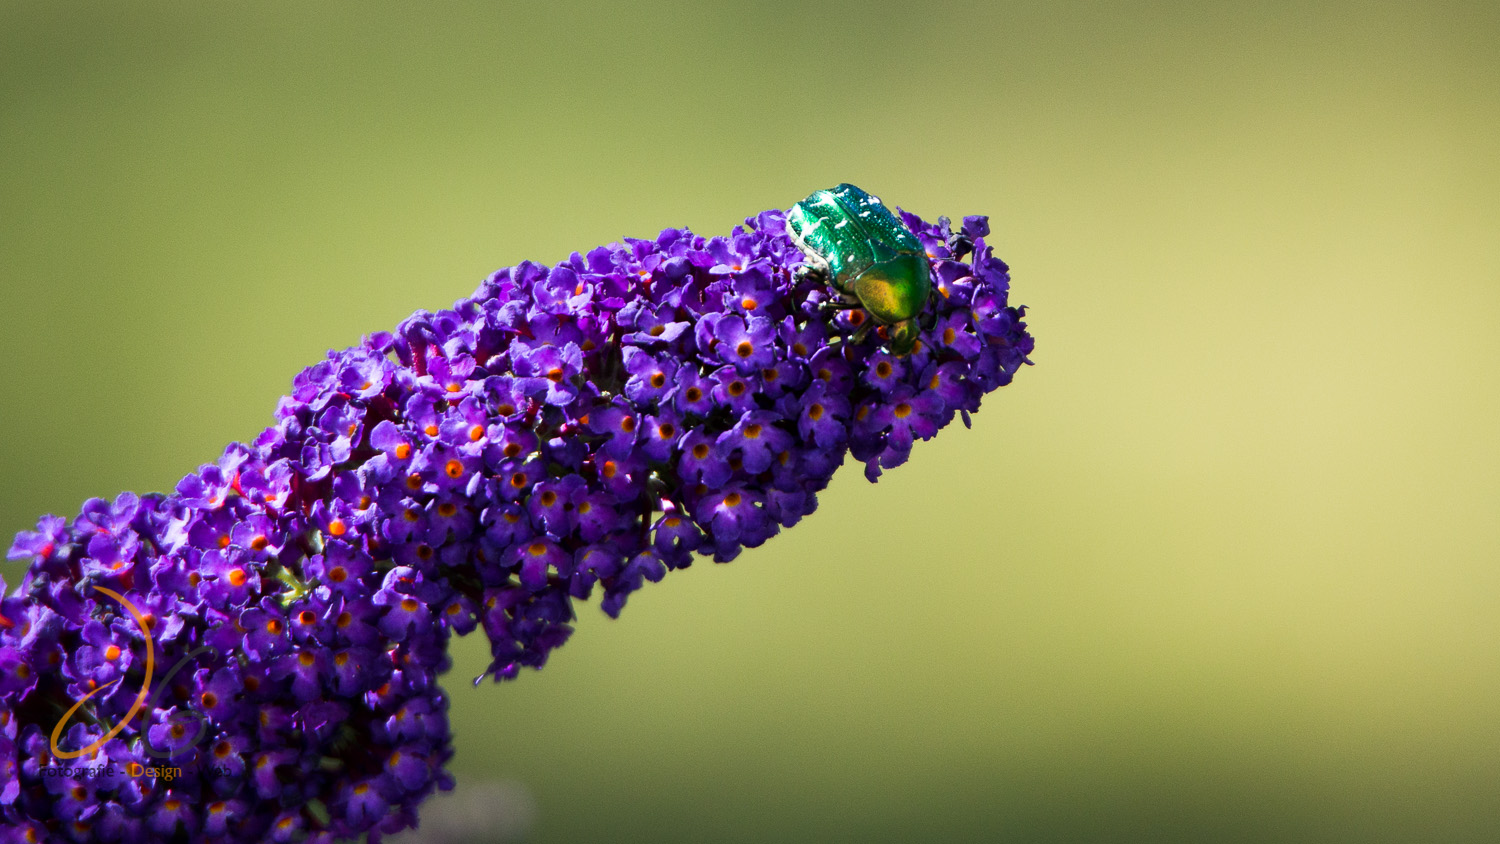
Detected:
left=793, top=259, right=829, bottom=286
left=818, top=291, right=863, bottom=320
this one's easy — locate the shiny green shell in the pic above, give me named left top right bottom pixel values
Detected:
left=785, top=183, right=932, bottom=326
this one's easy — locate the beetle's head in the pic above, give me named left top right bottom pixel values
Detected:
left=887, top=319, right=921, bottom=356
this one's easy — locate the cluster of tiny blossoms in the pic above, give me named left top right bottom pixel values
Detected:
left=0, top=204, right=1032, bottom=843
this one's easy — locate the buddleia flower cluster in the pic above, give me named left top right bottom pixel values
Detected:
left=0, top=202, right=1032, bottom=843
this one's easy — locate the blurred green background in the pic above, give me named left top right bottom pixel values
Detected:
left=3, top=1, right=1498, bottom=841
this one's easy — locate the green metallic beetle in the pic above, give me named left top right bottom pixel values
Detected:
left=786, top=183, right=933, bottom=355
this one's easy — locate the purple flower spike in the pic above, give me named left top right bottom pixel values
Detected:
left=0, top=189, right=1031, bottom=842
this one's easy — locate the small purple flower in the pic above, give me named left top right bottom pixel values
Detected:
left=677, top=430, right=733, bottom=489
left=713, top=314, right=777, bottom=374
left=199, top=547, right=260, bottom=608
left=588, top=403, right=641, bottom=460
left=375, top=567, right=441, bottom=641
left=797, top=380, right=852, bottom=450
left=509, top=538, right=569, bottom=591
left=68, top=618, right=135, bottom=690
left=621, top=301, right=691, bottom=346
left=717, top=410, right=793, bottom=474
left=671, top=367, right=715, bottom=416
left=623, top=347, right=677, bottom=405
left=709, top=365, right=759, bottom=415
left=513, top=342, right=584, bottom=406
left=0, top=647, right=36, bottom=699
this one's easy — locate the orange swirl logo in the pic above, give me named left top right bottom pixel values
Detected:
left=49, top=585, right=155, bottom=759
